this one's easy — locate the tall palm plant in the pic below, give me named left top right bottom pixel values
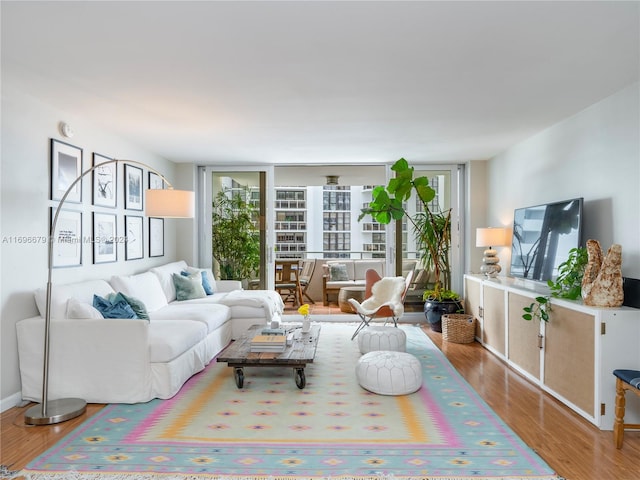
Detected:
left=414, top=207, right=452, bottom=294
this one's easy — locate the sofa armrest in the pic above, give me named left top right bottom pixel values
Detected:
left=16, top=317, right=152, bottom=403
left=214, top=280, right=242, bottom=292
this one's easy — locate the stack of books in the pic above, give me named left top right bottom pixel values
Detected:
left=260, top=327, right=285, bottom=336
left=250, top=334, right=287, bottom=353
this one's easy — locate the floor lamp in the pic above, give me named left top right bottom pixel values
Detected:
left=24, top=159, right=194, bottom=425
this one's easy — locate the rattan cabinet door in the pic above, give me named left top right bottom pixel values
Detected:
left=483, top=284, right=506, bottom=356
left=464, top=276, right=482, bottom=340
left=507, top=292, right=542, bottom=380
left=544, top=305, right=595, bottom=416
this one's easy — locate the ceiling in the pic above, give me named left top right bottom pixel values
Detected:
left=2, top=1, right=638, bottom=167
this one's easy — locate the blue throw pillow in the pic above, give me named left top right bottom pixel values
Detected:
left=93, top=294, right=138, bottom=319
left=181, top=269, right=214, bottom=295
left=118, top=292, right=150, bottom=320
left=200, top=271, right=214, bottom=295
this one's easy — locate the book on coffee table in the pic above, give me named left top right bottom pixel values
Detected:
left=250, top=334, right=287, bottom=352
left=261, top=327, right=286, bottom=335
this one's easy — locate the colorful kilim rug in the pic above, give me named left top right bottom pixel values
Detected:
left=21, top=323, right=561, bottom=480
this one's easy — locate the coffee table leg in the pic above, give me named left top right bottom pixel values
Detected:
left=294, top=368, right=306, bottom=389
left=234, top=367, right=244, bottom=389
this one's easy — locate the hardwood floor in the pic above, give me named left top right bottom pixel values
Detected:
left=2, top=311, right=638, bottom=479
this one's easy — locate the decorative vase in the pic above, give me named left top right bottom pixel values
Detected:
left=423, top=299, right=464, bottom=333
left=582, top=240, right=624, bottom=307
left=302, top=315, right=311, bottom=333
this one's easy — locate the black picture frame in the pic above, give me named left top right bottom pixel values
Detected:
left=149, top=217, right=164, bottom=257
left=125, top=215, right=144, bottom=260
left=92, top=153, right=117, bottom=208
left=50, top=139, right=83, bottom=203
left=124, top=164, right=143, bottom=211
left=93, top=212, right=117, bottom=264
left=148, top=171, right=165, bottom=190
left=51, top=208, right=82, bottom=268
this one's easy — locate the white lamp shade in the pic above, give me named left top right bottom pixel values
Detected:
left=146, top=189, right=195, bottom=218
left=476, top=227, right=508, bottom=248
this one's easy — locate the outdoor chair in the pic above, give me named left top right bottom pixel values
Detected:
left=298, top=259, right=316, bottom=304
left=275, top=260, right=303, bottom=307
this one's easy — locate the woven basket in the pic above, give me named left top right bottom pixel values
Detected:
left=442, top=314, right=476, bottom=344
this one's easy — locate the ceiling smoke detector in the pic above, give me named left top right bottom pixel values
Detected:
left=326, top=175, right=339, bottom=185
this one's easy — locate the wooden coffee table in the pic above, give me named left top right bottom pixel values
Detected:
left=217, top=324, right=321, bottom=389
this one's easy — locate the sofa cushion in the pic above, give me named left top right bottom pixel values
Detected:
left=93, top=294, right=138, bottom=319
left=354, top=260, right=385, bottom=280
left=183, top=268, right=215, bottom=295
left=148, top=320, right=208, bottom=363
left=149, top=260, right=189, bottom=303
left=148, top=303, right=231, bottom=333
left=325, top=280, right=360, bottom=289
left=119, top=292, right=150, bottom=320
left=35, top=279, right=115, bottom=320
left=329, top=263, right=350, bottom=281
left=66, top=298, right=104, bottom=319
left=173, top=273, right=207, bottom=301
left=110, top=272, right=168, bottom=312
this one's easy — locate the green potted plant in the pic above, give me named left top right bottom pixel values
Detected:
left=211, top=189, right=260, bottom=284
left=359, top=158, right=462, bottom=331
left=522, top=246, right=588, bottom=322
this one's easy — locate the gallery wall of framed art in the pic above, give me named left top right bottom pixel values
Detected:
left=48, top=137, right=168, bottom=268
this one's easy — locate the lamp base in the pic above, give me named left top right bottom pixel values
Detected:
left=24, top=398, right=86, bottom=425
left=480, top=248, right=502, bottom=278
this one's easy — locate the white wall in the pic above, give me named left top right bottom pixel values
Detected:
left=465, top=160, right=489, bottom=275
left=0, top=81, right=186, bottom=410
left=485, top=83, right=640, bottom=279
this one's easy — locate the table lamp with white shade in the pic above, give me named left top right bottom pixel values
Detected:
left=476, top=227, right=509, bottom=278
left=24, top=159, right=194, bottom=426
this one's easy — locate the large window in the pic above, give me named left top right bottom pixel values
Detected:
left=323, top=187, right=350, bottom=211
left=323, top=232, right=351, bottom=258
left=323, top=212, right=350, bottom=231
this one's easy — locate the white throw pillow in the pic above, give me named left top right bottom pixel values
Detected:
left=66, top=298, right=104, bottom=319
left=110, top=272, right=168, bottom=312
left=149, top=261, right=189, bottom=302
left=34, top=280, right=115, bottom=319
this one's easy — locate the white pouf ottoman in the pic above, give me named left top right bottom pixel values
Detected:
left=356, top=351, right=422, bottom=395
left=357, top=326, right=406, bottom=354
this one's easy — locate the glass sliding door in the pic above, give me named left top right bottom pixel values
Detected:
left=395, top=165, right=464, bottom=306
left=199, top=166, right=273, bottom=290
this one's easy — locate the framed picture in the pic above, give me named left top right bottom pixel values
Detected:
left=124, top=164, right=143, bottom=210
left=149, top=217, right=164, bottom=257
left=93, top=212, right=117, bottom=264
left=92, top=153, right=117, bottom=208
left=125, top=215, right=144, bottom=260
left=148, top=171, right=165, bottom=190
left=50, top=139, right=83, bottom=202
left=51, top=208, right=82, bottom=267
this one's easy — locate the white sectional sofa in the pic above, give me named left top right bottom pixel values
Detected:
left=16, top=261, right=284, bottom=404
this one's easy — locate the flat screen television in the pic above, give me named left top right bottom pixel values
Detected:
left=509, top=197, right=583, bottom=282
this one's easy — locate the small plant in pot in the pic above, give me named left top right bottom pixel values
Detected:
left=522, top=246, right=588, bottom=323
left=423, top=289, right=463, bottom=332
left=358, top=158, right=462, bottom=332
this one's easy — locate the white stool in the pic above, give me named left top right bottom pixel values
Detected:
left=357, top=326, right=406, bottom=354
left=355, top=351, right=422, bottom=395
